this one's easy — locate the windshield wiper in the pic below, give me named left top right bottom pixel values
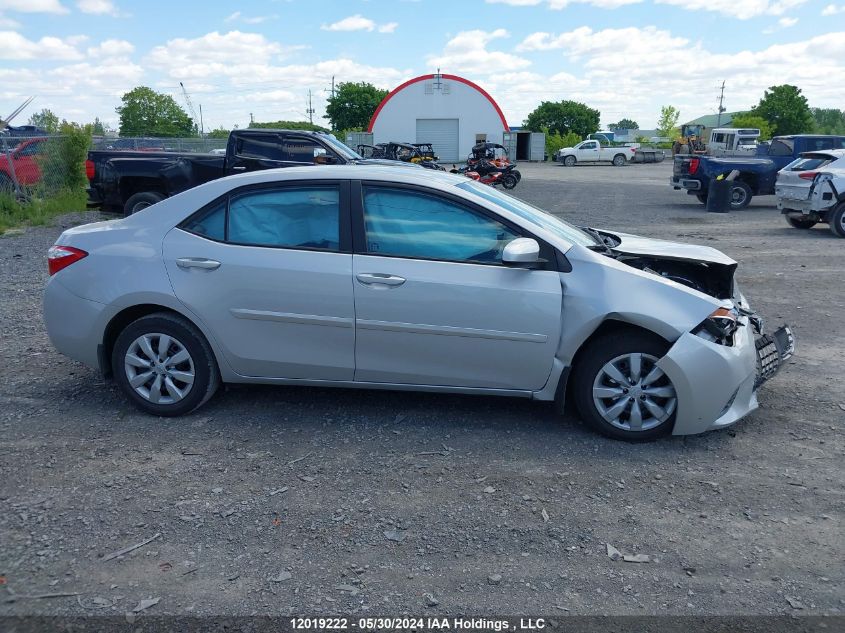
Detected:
left=581, top=227, right=614, bottom=255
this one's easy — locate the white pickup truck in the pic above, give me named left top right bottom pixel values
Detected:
left=555, top=140, right=638, bottom=166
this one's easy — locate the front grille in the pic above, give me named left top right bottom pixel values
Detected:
left=755, top=335, right=781, bottom=388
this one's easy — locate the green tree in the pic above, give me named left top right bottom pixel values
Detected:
left=811, top=108, right=845, bottom=135
left=749, top=85, right=813, bottom=136
left=116, top=86, right=195, bottom=137
left=207, top=126, right=231, bottom=139
left=91, top=117, right=105, bottom=136
left=39, top=121, right=92, bottom=194
left=608, top=118, right=639, bottom=131
left=524, top=101, right=600, bottom=138
left=28, top=108, right=60, bottom=134
left=324, top=82, right=388, bottom=132
left=728, top=113, right=774, bottom=141
left=656, top=106, right=680, bottom=138
left=249, top=120, right=330, bottom=133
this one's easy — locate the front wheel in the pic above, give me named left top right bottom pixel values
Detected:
left=112, top=312, right=220, bottom=416
left=785, top=214, right=818, bottom=230
left=572, top=331, right=677, bottom=441
left=829, top=203, right=845, bottom=238
left=563, top=155, right=576, bottom=167
left=612, top=154, right=626, bottom=167
left=501, top=173, right=518, bottom=189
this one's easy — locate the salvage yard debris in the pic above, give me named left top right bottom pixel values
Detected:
left=606, top=543, right=653, bottom=563
left=101, top=533, right=161, bottom=563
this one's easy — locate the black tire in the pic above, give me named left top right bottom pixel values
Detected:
left=695, top=193, right=708, bottom=205
left=501, top=174, right=518, bottom=189
left=124, top=191, right=165, bottom=216
left=612, top=154, right=626, bottom=167
left=571, top=330, right=676, bottom=441
left=785, top=214, right=818, bottom=229
left=829, top=203, right=845, bottom=238
left=563, top=155, right=576, bottom=167
left=112, top=312, right=220, bottom=417
left=513, top=170, right=522, bottom=182
left=729, top=182, right=752, bottom=210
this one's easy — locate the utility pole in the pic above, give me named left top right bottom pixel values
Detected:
left=306, top=90, right=315, bottom=124
left=716, top=80, right=726, bottom=127
left=249, top=112, right=254, bottom=126
left=325, top=76, right=336, bottom=100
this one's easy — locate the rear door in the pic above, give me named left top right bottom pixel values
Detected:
left=163, top=180, right=355, bottom=379
left=351, top=183, right=562, bottom=390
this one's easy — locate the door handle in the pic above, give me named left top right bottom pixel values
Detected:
left=232, top=166, right=246, bottom=171
left=356, top=273, right=405, bottom=287
left=176, top=257, right=221, bottom=270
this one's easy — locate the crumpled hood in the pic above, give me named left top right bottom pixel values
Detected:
left=600, top=230, right=737, bottom=266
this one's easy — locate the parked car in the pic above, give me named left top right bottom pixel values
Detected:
left=0, top=137, right=46, bottom=192
left=556, top=139, right=637, bottom=167
left=671, top=135, right=845, bottom=210
left=86, top=129, right=411, bottom=215
left=776, top=149, right=845, bottom=237
left=44, top=166, right=793, bottom=441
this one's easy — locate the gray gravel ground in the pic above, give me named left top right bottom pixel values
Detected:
left=0, top=162, right=842, bottom=618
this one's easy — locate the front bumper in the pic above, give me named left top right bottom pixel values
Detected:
left=659, top=320, right=794, bottom=435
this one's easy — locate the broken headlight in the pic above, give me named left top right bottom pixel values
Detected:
left=693, top=307, right=740, bottom=345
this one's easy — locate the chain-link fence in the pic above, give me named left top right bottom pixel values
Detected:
left=91, top=136, right=228, bottom=153
left=0, top=134, right=85, bottom=199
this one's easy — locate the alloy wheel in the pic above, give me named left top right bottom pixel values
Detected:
left=124, top=333, right=195, bottom=404
left=592, top=352, right=677, bottom=432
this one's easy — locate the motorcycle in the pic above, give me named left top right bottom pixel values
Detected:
left=453, top=158, right=519, bottom=189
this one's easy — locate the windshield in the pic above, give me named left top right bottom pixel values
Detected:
left=456, top=180, right=597, bottom=247
left=737, top=137, right=757, bottom=146
left=321, top=134, right=363, bottom=161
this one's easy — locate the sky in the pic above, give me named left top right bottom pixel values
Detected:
left=0, top=0, right=842, bottom=133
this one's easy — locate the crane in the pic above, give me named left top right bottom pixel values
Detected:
left=179, top=82, right=203, bottom=137
left=0, top=96, right=35, bottom=131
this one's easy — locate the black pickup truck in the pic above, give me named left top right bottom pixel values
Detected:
left=670, top=135, right=845, bottom=210
left=86, top=129, right=403, bottom=215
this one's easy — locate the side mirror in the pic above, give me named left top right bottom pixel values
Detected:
left=502, top=238, right=541, bottom=267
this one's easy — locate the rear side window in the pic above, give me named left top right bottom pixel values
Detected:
left=236, top=135, right=283, bottom=161
left=183, top=202, right=225, bottom=240
left=228, top=187, right=340, bottom=250
left=768, top=139, right=795, bottom=156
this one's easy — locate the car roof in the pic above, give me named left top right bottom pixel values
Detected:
left=799, top=148, right=845, bottom=158
left=219, top=164, right=469, bottom=189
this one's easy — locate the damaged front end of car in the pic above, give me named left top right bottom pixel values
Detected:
left=590, top=229, right=795, bottom=433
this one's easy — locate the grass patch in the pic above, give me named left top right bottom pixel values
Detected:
left=0, top=189, right=88, bottom=235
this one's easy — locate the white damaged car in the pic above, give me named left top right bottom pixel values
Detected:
left=777, top=148, right=845, bottom=237
left=43, top=166, right=793, bottom=441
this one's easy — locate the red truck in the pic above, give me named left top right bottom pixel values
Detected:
left=0, top=137, right=46, bottom=192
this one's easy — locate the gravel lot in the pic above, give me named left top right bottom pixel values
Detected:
left=1, top=161, right=842, bottom=619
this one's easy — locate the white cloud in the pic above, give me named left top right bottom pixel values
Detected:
left=427, top=29, right=531, bottom=75
left=321, top=14, right=375, bottom=32
left=0, top=30, right=84, bottom=59
left=86, top=38, right=133, bottom=57
left=486, top=0, right=643, bottom=8
left=76, top=0, right=117, bottom=14
left=655, top=0, right=807, bottom=19
left=148, top=31, right=285, bottom=68
left=378, top=22, right=398, bottom=33
left=225, top=11, right=277, bottom=24
left=0, top=13, right=20, bottom=26
left=0, top=0, right=67, bottom=12
left=778, top=16, right=798, bottom=25
left=821, top=3, right=845, bottom=14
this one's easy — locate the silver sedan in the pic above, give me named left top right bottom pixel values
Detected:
left=43, top=166, right=793, bottom=440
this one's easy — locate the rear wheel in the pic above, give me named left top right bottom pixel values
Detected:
left=501, top=173, right=518, bottom=189
left=785, top=214, right=818, bottom=229
left=612, top=154, right=626, bottom=167
left=124, top=191, right=164, bottom=216
left=572, top=331, right=677, bottom=441
left=695, top=193, right=708, bottom=204
left=829, top=203, right=845, bottom=238
left=729, top=182, right=752, bottom=210
left=112, top=312, right=219, bottom=416
left=563, top=155, right=576, bottom=167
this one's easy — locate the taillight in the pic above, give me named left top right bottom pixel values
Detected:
left=85, top=159, right=95, bottom=180
left=48, top=245, right=88, bottom=276
left=630, top=147, right=636, bottom=152
left=688, top=158, right=700, bottom=174
left=798, top=171, right=818, bottom=180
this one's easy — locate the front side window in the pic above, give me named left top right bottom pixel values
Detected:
left=582, top=142, right=597, bottom=150
left=362, top=187, right=519, bottom=263
left=236, top=135, right=283, bottom=161
left=228, top=187, right=340, bottom=250
left=284, top=138, right=334, bottom=163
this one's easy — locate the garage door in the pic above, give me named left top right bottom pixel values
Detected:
left=416, top=119, right=459, bottom=162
